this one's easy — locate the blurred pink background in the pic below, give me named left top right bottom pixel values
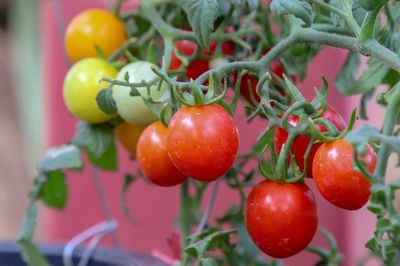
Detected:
left=39, top=1, right=386, bottom=265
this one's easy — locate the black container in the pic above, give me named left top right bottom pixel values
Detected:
left=0, top=242, right=169, bottom=266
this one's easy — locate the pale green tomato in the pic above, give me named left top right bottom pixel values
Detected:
left=113, top=61, right=168, bottom=125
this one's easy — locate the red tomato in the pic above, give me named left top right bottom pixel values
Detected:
left=273, top=106, right=346, bottom=178
left=312, top=139, right=377, bottom=210
left=167, top=104, right=239, bottom=182
left=169, top=39, right=233, bottom=80
left=137, top=121, right=187, bottom=187
left=246, top=180, right=318, bottom=258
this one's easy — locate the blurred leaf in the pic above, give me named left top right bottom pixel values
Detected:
left=72, top=122, right=118, bottom=170
left=38, top=171, right=68, bottom=209
left=270, top=0, right=313, bottom=27
left=281, top=43, right=320, bottom=79
left=200, top=257, right=218, bottom=266
left=87, top=141, right=118, bottom=170
left=37, top=145, right=82, bottom=172
left=96, top=88, right=118, bottom=115
left=357, top=0, right=388, bottom=11
left=337, top=58, right=388, bottom=96
left=335, top=52, right=360, bottom=94
left=183, top=0, right=219, bottom=49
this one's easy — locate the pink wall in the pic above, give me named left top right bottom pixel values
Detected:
left=40, top=1, right=379, bottom=265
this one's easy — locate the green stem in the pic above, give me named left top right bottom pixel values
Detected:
left=113, top=0, right=123, bottom=17
left=180, top=181, right=191, bottom=263
left=374, top=84, right=400, bottom=181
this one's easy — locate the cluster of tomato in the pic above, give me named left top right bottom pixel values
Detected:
left=246, top=107, right=377, bottom=258
left=61, top=7, right=378, bottom=261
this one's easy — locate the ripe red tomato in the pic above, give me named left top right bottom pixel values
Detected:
left=273, top=106, right=346, bottom=178
left=137, top=121, right=187, bottom=187
left=169, top=39, right=233, bottom=80
left=246, top=180, right=318, bottom=258
left=167, top=104, right=239, bottom=182
left=312, top=139, right=377, bottom=210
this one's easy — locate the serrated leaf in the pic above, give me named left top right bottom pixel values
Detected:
left=37, top=145, right=82, bottom=172
left=270, top=0, right=313, bottom=27
left=38, top=171, right=68, bottom=209
left=72, top=121, right=114, bottom=158
left=18, top=239, right=50, bottom=266
left=184, top=0, right=219, bottom=49
left=96, top=88, right=118, bottom=115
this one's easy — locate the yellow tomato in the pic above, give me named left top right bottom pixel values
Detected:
left=63, top=58, right=117, bottom=123
left=65, top=9, right=127, bottom=63
left=115, top=122, right=147, bottom=156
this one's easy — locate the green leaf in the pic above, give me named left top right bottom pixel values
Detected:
left=335, top=52, right=360, bottom=94
left=38, top=171, right=68, bottom=209
left=200, top=257, right=218, bottom=266
left=185, top=228, right=236, bottom=259
left=96, top=88, right=118, bottom=115
left=337, top=58, right=389, bottom=96
left=19, top=200, right=37, bottom=241
left=18, top=239, right=50, bottom=266
left=37, top=145, right=82, bottom=172
left=183, top=0, right=219, bottom=49
left=270, top=0, right=313, bottom=27
left=87, top=140, right=118, bottom=170
left=356, top=0, right=388, bottom=11
left=72, top=121, right=114, bottom=158
left=345, top=125, right=400, bottom=162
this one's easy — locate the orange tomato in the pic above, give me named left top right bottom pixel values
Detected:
left=115, top=123, right=147, bottom=157
left=65, top=9, right=127, bottom=63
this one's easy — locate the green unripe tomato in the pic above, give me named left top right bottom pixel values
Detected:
left=113, top=61, right=168, bottom=125
left=63, top=58, right=117, bottom=124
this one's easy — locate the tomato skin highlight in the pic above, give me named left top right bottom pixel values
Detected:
left=167, top=104, right=239, bottom=182
left=115, top=122, right=147, bottom=157
left=245, top=180, right=318, bottom=258
left=137, top=121, right=187, bottom=187
left=273, top=107, right=346, bottom=178
left=65, top=9, right=127, bottom=63
left=312, top=139, right=377, bottom=210
left=63, top=58, right=117, bottom=123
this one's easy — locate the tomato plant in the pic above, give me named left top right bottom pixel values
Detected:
left=63, top=58, right=117, bottom=123
left=274, top=107, right=346, bottom=178
left=167, top=104, right=239, bottom=182
left=65, top=9, right=127, bottom=63
left=245, top=180, right=318, bottom=258
left=113, top=61, right=168, bottom=125
left=137, top=121, right=187, bottom=187
left=115, top=122, right=147, bottom=156
left=20, top=0, right=400, bottom=265
left=313, top=139, right=377, bottom=210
